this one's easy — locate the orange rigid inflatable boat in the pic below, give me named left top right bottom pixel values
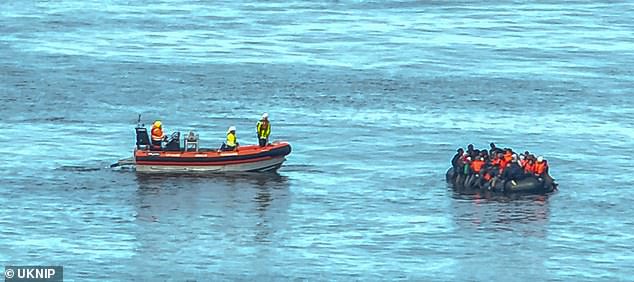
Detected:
left=133, top=124, right=291, bottom=173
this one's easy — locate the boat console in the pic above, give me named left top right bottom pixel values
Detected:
left=164, top=132, right=180, bottom=151
left=135, top=125, right=186, bottom=151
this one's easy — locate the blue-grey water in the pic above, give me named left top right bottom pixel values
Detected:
left=1, top=1, right=633, bottom=281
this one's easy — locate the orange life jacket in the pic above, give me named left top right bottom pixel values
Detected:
left=520, top=159, right=528, bottom=168
left=504, top=152, right=513, bottom=162
left=534, top=161, right=548, bottom=175
left=151, top=126, right=164, bottom=141
left=524, top=162, right=535, bottom=174
left=499, top=159, right=509, bottom=172
left=471, top=160, right=484, bottom=173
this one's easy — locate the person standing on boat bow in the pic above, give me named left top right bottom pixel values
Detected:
left=221, top=126, right=239, bottom=151
left=151, top=120, right=165, bottom=149
left=256, top=113, right=271, bottom=147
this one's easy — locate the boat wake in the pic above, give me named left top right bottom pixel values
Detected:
left=56, top=165, right=103, bottom=172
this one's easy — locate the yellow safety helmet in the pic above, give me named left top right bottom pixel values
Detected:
left=153, top=120, right=162, bottom=128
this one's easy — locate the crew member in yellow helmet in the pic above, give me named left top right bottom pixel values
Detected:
left=150, top=120, right=165, bottom=149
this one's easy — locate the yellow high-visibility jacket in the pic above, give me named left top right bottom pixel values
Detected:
left=256, top=120, right=271, bottom=138
left=226, top=132, right=237, bottom=147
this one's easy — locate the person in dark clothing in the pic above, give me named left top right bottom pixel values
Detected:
left=489, top=142, right=503, bottom=156
left=480, top=150, right=489, bottom=159
left=467, top=144, right=475, bottom=156
left=502, top=160, right=524, bottom=184
left=451, top=148, right=464, bottom=182
left=451, top=148, right=464, bottom=171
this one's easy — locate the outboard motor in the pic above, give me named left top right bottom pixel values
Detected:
left=135, top=127, right=150, bottom=149
left=135, top=115, right=150, bottom=149
left=164, top=132, right=181, bottom=151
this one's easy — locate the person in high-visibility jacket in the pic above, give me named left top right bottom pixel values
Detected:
left=467, top=157, right=486, bottom=188
left=256, top=113, right=271, bottom=147
left=151, top=120, right=165, bottom=149
left=524, top=158, right=535, bottom=174
left=534, top=156, right=548, bottom=177
left=470, top=157, right=485, bottom=173
left=221, top=126, right=239, bottom=151
left=534, top=156, right=556, bottom=189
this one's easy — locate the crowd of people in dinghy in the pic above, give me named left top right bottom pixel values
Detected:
left=450, top=143, right=556, bottom=190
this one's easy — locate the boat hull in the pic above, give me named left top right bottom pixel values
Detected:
left=134, top=142, right=291, bottom=173
left=446, top=167, right=556, bottom=194
left=136, top=156, right=287, bottom=173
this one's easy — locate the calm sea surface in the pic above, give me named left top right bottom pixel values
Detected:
left=1, top=1, right=633, bottom=281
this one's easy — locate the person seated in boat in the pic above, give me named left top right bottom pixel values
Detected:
left=256, top=112, right=271, bottom=147
left=221, top=126, right=239, bottom=151
left=488, top=151, right=516, bottom=189
left=534, top=156, right=548, bottom=176
left=468, top=156, right=486, bottom=188
left=522, top=156, right=535, bottom=175
left=497, top=149, right=512, bottom=173
left=481, top=157, right=496, bottom=188
left=534, top=156, right=556, bottom=188
left=523, top=151, right=531, bottom=159
left=150, top=120, right=165, bottom=150
left=485, top=153, right=498, bottom=180
left=466, top=144, right=475, bottom=157
left=462, top=157, right=472, bottom=176
left=488, top=162, right=502, bottom=189
left=480, top=150, right=489, bottom=161
left=470, top=156, right=485, bottom=173
left=503, top=148, right=513, bottom=162
left=502, top=155, right=525, bottom=184
left=489, top=142, right=503, bottom=156
left=461, top=152, right=471, bottom=172
left=451, top=148, right=464, bottom=178
left=494, top=152, right=506, bottom=174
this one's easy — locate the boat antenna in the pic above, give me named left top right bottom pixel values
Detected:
left=137, top=114, right=144, bottom=127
